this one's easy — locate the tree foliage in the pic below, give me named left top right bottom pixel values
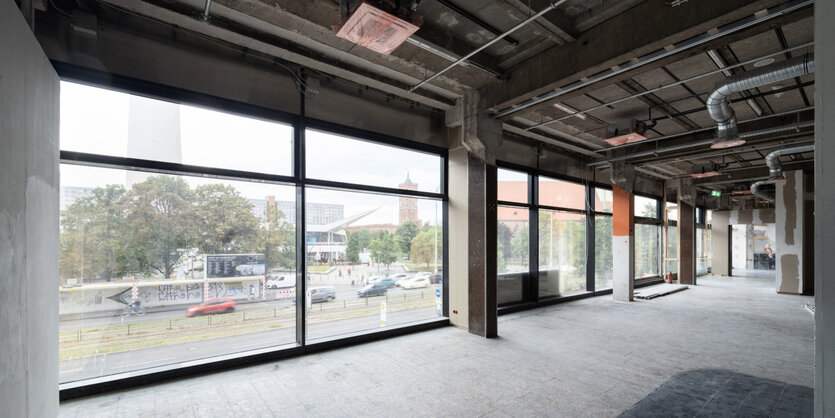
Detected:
left=410, top=228, right=440, bottom=267
left=369, top=232, right=398, bottom=270
left=345, top=232, right=361, bottom=264
left=395, top=221, right=419, bottom=257
left=258, top=204, right=294, bottom=271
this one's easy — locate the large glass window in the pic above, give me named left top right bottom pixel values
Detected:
left=634, top=195, right=659, bottom=218
left=498, top=168, right=529, bottom=204
left=60, top=82, right=294, bottom=176
left=59, top=165, right=296, bottom=383
left=635, top=224, right=660, bottom=278
left=538, top=210, right=586, bottom=297
left=304, top=188, right=442, bottom=342
left=305, top=129, right=441, bottom=192
left=498, top=206, right=529, bottom=304
left=59, top=80, right=447, bottom=387
left=539, top=176, right=585, bottom=210
left=595, top=188, right=613, bottom=213
left=595, top=215, right=613, bottom=289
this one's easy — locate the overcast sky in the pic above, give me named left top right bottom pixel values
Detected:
left=60, top=81, right=441, bottom=226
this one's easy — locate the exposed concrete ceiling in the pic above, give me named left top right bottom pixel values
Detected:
left=40, top=0, right=816, bottom=190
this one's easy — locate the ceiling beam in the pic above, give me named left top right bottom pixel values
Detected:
left=480, top=0, right=807, bottom=114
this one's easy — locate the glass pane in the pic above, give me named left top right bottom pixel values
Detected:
left=595, top=215, right=613, bottom=289
left=538, top=176, right=585, bottom=210
left=305, top=129, right=441, bottom=193
left=498, top=205, right=528, bottom=304
left=304, top=188, right=443, bottom=342
left=666, top=225, right=678, bottom=274
left=697, top=228, right=708, bottom=275
left=635, top=224, right=660, bottom=278
left=667, top=208, right=678, bottom=222
left=60, top=81, right=293, bottom=176
left=59, top=165, right=296, bottom=383
left=634, top=196, right=659, bottom=218
left=538, top=210, right=586, bottom=298
left=595, top=188, right=613, bottom=213
left=498, top=168, right=528, bottom=204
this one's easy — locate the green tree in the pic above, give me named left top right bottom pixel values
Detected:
left=121, top=176, right=195, bottom=279
left=370, top=232, right=398, bottom=270
left=395, top=221, right=419, bottom=257
left=60, top=184, right=128, bottom=282
left=345, top=232, right=361, bottom=264
left=352, top=229, right=374, bottom=252
left=497, top=222, right=513, bottom=263
left=511, top=228, right=529, bottom=262
left=258, top=204, right=294, bottom=271
left=193, top=184, right=259, bottom=254
left=410, top=229, right=440, bottom=267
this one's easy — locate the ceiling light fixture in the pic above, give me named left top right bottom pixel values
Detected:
left=553, top=103, right=586, bottom=120
left=754, top=57, right=776, bottom=67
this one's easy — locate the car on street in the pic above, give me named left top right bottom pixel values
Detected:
left=401, top=276, right=430, bottom=289
left=186, top=298, right=236, bottom=317
left=306, top=286, right=336, bottom=303
left=266, top=275, right=295, bottom=289
left=372, top=277, right=396, bottom=288
left=430, top=273, right=442, bottom=284
left=358, top=282, right=388, bottom=298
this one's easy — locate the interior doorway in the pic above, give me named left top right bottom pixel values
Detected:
left=731, top=224, right=776, bottom=277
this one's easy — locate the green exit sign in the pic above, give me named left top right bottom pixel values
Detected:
left=711, top=191, right=721, bottom=197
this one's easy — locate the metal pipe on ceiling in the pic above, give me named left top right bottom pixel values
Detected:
left=765, top=144, right=815, bottom=179
left=707, top=55, right=814, bottom=144
left=641, top=139, right=814, bottom=169
left=588, top=121, right=814, bottom=166
left=522, top=42, right=813, bottom=131
left=750, top=181, right=773, bottom=201
left=201, top=0, right=211, bottom=21
left=492, top=0, right=813, bottom=119
left=435, top=0, right=519, bottom=47
left=409, top=0, right=568, bottom=92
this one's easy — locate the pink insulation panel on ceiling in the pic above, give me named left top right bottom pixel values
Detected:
left=335, top=2, right=420, bottom=55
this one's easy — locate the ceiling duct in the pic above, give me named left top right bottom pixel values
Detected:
left=707, top=55, right=814, bottom=149
left=749, top=144, right=815, bottom=201
left=334, top=1, right=423, bottom=55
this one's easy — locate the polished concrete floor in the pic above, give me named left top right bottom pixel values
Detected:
left=59, top=275, right=814, bottom=417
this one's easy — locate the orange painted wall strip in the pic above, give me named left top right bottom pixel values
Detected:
left=613, top=186, right=634, bottom=237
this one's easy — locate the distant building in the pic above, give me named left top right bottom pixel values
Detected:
left=398, top=173, right=419, bottom=226
left=60, top=186, right=95, bottom=211
left=249, top=196, right=343, bottom=225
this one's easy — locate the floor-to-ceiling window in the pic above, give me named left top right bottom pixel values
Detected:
left=634, top=195, right=662, bottom=280
left=538, top=176, right=587, bottom=298
left=497, top=168, right=530, bottom=304
left=594, top=188, right=613, bottom=290
left=58, top=78, right=447, bottom=386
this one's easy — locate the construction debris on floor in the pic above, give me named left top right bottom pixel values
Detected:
left=634, top=283, right=689, bottom=300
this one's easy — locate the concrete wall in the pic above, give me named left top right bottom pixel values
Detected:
left=711, top=209, right=775, bottom=276
left=0, top=2, right=60, bottom=416
left=447, top=146, right=469, bottom=330
left=776, top=170, right=805, bottom=294
left=815, top=0, right=835, bottom=413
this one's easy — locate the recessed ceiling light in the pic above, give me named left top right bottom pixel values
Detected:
left=753, top=58, right=775, bottom=67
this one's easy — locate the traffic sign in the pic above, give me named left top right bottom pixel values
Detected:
left=435, top=289, right=441, bottom=298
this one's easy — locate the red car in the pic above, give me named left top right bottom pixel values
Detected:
left=186, top=298, right=236, bottom=317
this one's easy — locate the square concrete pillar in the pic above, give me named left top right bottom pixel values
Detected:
left=447, top=148, right=497, bottom=337
left=775, top=170, right=804, bottom=294
left=612, top=186, right=634, bottom=301
left=815, top=0, right=835, bottom=413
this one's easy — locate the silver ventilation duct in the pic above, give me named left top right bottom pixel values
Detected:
left=707, top=55, right=814, bottom=146
left=749, top=144, right=815, bottom=202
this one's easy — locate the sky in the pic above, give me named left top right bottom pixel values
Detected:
left=60, top=81, right=442, bottom=226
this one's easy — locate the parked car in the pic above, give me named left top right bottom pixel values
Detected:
left=401, top=276, right=430, bottom=289
left=186, top=298, right=236, bottom=317
left=429, top=273, right=442, bottom=284
left=310, top=286, right=336, bottom=303
left=358, top=282, right=388, bottom=298
left=266, top=275, right=295, bottom=289
left=372, top=277, right=396, bottom=288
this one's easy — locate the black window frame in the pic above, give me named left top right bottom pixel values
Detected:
left=55, top=62, right=449, bottom=399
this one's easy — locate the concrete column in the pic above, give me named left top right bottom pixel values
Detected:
left=447, top=147, right=498, bottom=337
left=0, top=3, right=60, bottom=416
left=712, top=211, right=730, bottom=276
left=612, top=186, right=634, bottom=301
left=677, top=181, right=696, bottom=285
left=775, top=170, right=804, bottom=294
left=815, top=0, right=835, bottom=413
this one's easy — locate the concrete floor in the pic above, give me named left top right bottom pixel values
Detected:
left=59, top=274, right=814, bottom=417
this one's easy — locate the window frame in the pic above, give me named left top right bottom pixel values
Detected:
left=55, top=62, right=449, bottom=399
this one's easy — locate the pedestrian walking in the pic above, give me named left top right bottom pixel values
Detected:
left=248, top=284, right=255, bottom=301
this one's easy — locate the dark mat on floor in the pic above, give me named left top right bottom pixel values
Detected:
left=619, top=369, right=813, bottom=418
